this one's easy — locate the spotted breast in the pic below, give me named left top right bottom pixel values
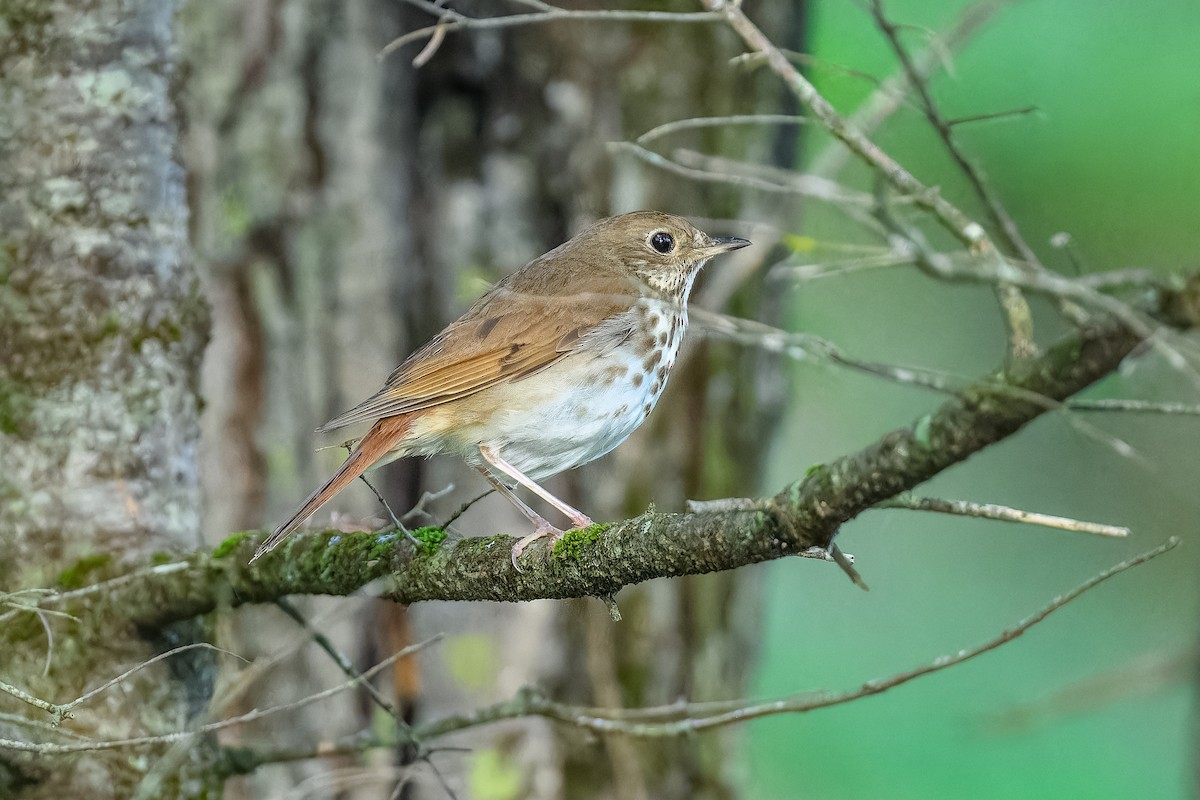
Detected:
left=444, top=299, right=687, bottom=481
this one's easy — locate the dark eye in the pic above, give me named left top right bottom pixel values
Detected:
left=650, top=231, right=675, bottom=254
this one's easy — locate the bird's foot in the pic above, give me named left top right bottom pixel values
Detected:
left=566, top=512, right=595, bottom=530
left=511, top=523, right=566, bottom=571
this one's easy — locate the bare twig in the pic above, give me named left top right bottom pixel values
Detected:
left=381, top=1, right=721, bottom=61
left=1067, top=399, right=1200, bottom=416
left=411, top=0, right=450, bottom=67
left=771, top=252, right=916, bottom=282
left=414, top=538, right=1177, bottom=738
left=0, top=636, right=442, bottom=754
left=274, top=598, right=402, bottom=719
left=874, top=205, right=1200, bottom=393
left=438, top=489, right=493, bottom=528
left=0, top=681, right=63, bottom=724
left=0, top=713, right=97, bottom=742
left=733, top=49, right=894, bottom=92
left=878, top=494, right=1130, bottom=538
left=947, top=106, right=1039, bottom=127
left=710, top=0, right=1037, bottom=358
left=402, top=484, right=457, bottom=523
left=713, top=2, right=989, bottom=247
left=690, top=306, right=965, bottom=395
left=671, top=149, right=878, bottom=206
left=0, top=643, right=244, bottom=725
left=869, top=192, right=1169, bottom=339
left=610, top=141, right=834, bottom=199
left=810, top=0, right=1013, bottom=177
left=869, top=0, right=1041, bottom=269
left=634, top=113, right=808, bottom=145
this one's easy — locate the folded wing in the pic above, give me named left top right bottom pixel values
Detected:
left=317, top=292, right=633, bottom=433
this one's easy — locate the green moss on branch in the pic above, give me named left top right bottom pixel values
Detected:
left=7, top=295, right=1192, bottom=631
left=552, top=523, right=611, bottom=560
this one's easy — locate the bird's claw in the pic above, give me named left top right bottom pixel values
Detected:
left=510, top=525, right=566, bottom=572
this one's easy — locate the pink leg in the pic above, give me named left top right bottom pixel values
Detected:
left=478, top=444, right=594, bottom=528
left=474, top=466, right=563, bottom=570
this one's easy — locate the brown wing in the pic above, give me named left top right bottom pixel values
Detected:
left=316, top=291, right=634, bottom=433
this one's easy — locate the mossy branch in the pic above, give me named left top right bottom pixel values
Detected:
left=7, top=274, right=1192, bottom=633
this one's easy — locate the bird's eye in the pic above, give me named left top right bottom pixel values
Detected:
left=650, top=231, right=675, bottom=254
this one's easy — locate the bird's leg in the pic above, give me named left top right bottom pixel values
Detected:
left=478, top=444, right=594, bottom=529
left=473, top=465, right=563, bottom=570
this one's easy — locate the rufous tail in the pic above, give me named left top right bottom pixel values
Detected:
left=251, top=415, right=412, bottom=562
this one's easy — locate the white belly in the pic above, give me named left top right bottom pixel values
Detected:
left=472, top=301, right=686, bottom=478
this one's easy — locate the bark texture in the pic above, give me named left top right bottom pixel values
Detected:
left=0, top=0, right=213, bottom=796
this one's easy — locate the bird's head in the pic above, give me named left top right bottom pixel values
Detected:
left=584, top=210, right=751, bottom=300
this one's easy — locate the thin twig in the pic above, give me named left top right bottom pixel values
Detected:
left=947, top=106, right=1039, bottom=127
left=634, top=114, right=809, bottom=146
left=0, top=713, right=98, bottom=742
left=0, top=681, right=63, bottom=723
left=411, top=0, right=450, bottom=67
left=878, top=494, right=1130, bottom=538
left=771, top=252, right=917, bottom=282
left=711, top=0, right=1037, bottom=359
left=690, top=306, right=965, bottom=396
left=402, top=484, right=457, bottom=523
left=381, top=1, right=721, bottom=61
left=810, top=0, right=1013, bottom=177
left=414, top=538, right=1177, bottom=738
left=875, top=205, right=1200, bottom=393
left=733, top=49, right=894, bottom=93
left=0, top=643, right=244, bottom=725
left=610, top=141, right=819, bottom=198
left=274, top=597, right=402, bottom=720
left=343, top=442, right=423, bottom=547
left=868, top=191, right=1168, bottom=340
left=869, top=0, right=1041, bottom=269
left=1067, top=399, right=1200, bottom=416
left=671, top=149, right=877, bottom=206
left=438, top=489, right=493, bottom=529
left=866, top=1, right=1101, bottom=334
left=0, top=636, right=442, bottom=754
left=664, top=148, right=891, bottom=234
left=0, top=561, right=192, bottom=627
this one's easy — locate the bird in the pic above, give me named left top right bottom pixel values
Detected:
left=252, top=210, right=750, bottom=566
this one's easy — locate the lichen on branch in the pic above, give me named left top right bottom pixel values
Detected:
left=8, top=277, right=1193, bottom=633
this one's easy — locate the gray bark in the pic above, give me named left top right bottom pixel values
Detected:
left=0, top=0, right=213, bottom=796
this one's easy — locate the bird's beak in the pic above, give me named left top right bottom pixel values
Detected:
left=698, top=236, right=751, bottom=259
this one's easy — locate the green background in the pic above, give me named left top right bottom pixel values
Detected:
left=746, top=0, right=1200, bottom=797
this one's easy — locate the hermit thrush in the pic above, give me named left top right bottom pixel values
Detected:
left=253, top=211, right=750, bottom=565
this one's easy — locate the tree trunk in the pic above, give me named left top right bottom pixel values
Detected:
left=0, top=1, right=214, bottom=796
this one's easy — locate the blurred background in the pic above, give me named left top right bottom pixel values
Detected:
left=180, top=0, right=1200, bottom=797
